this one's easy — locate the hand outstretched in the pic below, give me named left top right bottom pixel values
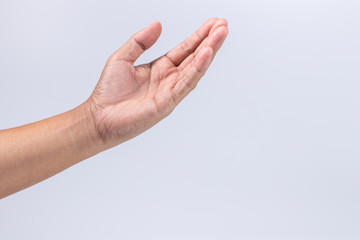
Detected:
left=84, top=18, right=228, bottom=149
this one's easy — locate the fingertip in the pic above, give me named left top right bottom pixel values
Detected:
left=206, top=25, right=228, bottom=52
left=135, top=21, right=162, bottom=50
left=209, top=18, right=229, bottom=35
left=148, top=21, right=162, bottom=37
left=152, top=21, right=162, bottom=32
left=205, top=17, right=219, bottom=29
left=222, top=25, right=229, bottom=37
left=207, top=17, right=219, bottom=23
left=220, top=18, right=228, bottom=27
left=152, top=21, right=163, bottom=40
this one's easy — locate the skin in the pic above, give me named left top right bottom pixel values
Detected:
left=0, top=18, right=228, bottom=199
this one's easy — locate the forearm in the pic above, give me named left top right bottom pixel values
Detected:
left=0, top=103, right=100, bottom=198
left=0, top=18, right=228, bottom=199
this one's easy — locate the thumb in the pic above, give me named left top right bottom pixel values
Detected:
left=109, top=22, right=162, bottom=64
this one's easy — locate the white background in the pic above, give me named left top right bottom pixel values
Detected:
left=1, top=0, right=360, bottom=239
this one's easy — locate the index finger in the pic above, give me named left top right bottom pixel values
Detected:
left=165, top=17, right=218, bottom=67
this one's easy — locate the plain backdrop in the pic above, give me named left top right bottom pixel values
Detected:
left=1, top=0, right=360, bottom=239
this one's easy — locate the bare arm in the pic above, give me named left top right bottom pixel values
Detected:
left=0, top=18, right=228, bottom=198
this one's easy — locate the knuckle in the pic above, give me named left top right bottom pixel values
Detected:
left=180, top=41, right=193, bottom=55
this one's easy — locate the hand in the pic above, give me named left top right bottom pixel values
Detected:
left=0, top=18, right=227, bottom=197
left=84, top=18, right=228, bottom=149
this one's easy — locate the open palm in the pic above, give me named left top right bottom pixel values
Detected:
left=86, top=18, right=228, bottom=149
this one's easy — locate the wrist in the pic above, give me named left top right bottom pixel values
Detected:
left=73, top=101, right=106, bottom=153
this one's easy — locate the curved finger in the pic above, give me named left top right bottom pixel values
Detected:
left=172, top=26, right=228, bottom=105
left=171, top=47, right=213, bottom=105
left=178, top=19, right=228, bottom=71
left=165, top=17, right=218, bottom=67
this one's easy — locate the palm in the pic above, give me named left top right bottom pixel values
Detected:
left=95, top=56, right=178, bottom=111
left=88, top=18, right=228, bottom=147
